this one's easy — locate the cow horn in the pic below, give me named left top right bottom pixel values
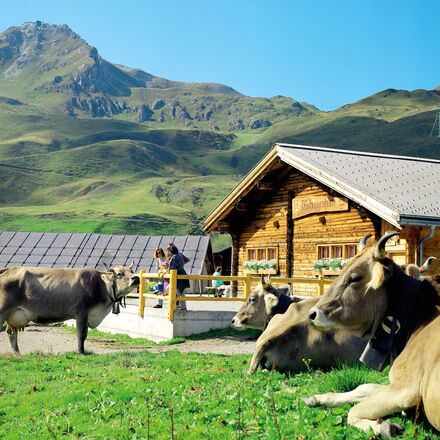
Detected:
left=357, top=234, right=372, bottom=252
left=420, top=256, right=437, bottom=273
left=374, top=232, right=399, bottom=260
left=103, top=262, right=111, bottom=271
left=128, top=260, right=135, bottom=271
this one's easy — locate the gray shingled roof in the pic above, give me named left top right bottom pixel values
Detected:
left=277, top=144, right=440, bottom=227
left=0, top=232, right=211, bottom=274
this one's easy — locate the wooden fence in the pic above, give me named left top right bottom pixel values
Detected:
left=134, top=270, right=334, bottom=320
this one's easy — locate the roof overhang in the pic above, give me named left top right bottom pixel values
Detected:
left=276, top=145, right=402, bottom=228
left=204, top=142, right=439, bottom=233
left=203, top=147, right=279, bottom=232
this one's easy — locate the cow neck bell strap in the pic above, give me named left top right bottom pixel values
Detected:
left=360, top=273, right=421, bottom=371
left=111, top=282, right=126, bottom=315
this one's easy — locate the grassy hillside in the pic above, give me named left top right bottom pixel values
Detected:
left=1, top=21, right=440, bottom=239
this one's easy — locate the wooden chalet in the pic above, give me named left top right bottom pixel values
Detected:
left=204, top=144, right=440, bottom=295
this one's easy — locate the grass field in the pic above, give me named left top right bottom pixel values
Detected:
left=0, top=348, right=437, bottom=439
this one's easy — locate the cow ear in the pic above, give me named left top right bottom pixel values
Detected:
left=405, top=264, right=421, bottom=280
left=101, top=272, right=115, bottom=284
left=264, top=293, right=279, bottom=315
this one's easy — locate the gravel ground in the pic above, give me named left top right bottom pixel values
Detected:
left=0, top=325, right=256, bottom=356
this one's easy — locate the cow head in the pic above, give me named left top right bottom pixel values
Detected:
left=309, top=232, right=400, bottom=339
left=101, top=262, right=139, bottom=299
left=231, top=279, right=291, bottom=329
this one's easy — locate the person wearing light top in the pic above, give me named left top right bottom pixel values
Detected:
left=152, top=247, right=167, bottom=308
left=212, top=267, right=224, bottom=288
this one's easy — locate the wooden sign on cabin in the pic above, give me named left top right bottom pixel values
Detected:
left=292, top=196, right=349, bottom=219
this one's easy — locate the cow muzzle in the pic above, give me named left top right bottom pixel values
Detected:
left=309, top=307, right=334, bottom=329
left=231, top=315, right=244, bottom=329
left=129, top=274, right=140, bottom=288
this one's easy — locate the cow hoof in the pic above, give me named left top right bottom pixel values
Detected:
left=303, top=396, right=319, bottom=407
left=379, top=421, right=404, bottom=438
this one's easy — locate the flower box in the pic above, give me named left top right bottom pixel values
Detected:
left=243, top=259, right=277, bottom=274
left=313, top=258, right=349, bottom=272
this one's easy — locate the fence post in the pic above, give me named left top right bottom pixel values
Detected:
left=318, top=270, right=325, bottom=296
left=244, top=271, right=252, bottom=300
left=138, top=269, right=146, bottom=318
left=168, top=270, right=177, bottom=321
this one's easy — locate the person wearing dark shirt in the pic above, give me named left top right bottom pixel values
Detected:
left=167, top=243, right=190, bottom=311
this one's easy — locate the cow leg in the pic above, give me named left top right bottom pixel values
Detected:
left=7, top=328, right=19, bottom=353
left=75, top=313, right=89, bottom=354
left=304, top=383, right=385, bottom=408
left=248, top=350, right=264, bottom=374
left=347, top=384, right=419, bottom=437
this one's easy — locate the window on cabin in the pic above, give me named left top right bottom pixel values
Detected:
left=257, top=249, right=266, bottom=260
left=267, top=248, right=277, bottom=260
left=332, top=246, right=343, bottom=258
left=247, top=249, right=256, bottom=260
left=317, top=243, right=359, bottom=261
left=245, top=246, right=279, bottom=271
left=346, top=245, right=357, bottom=258
left=318, top=246, right=330, bottom=259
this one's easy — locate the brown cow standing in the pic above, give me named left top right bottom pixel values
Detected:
left=0, top=264, right=139, bottom=354
left=306, top=232, right=440, bottom=437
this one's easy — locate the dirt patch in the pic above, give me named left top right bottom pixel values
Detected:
left=0, top=325, right=255, bottom=356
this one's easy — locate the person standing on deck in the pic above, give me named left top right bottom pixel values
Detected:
left=167, top=243, right=190, bottom=311
left=152, top=247, right=167, bottom=308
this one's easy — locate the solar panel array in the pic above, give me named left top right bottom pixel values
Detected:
left=0, top=232, right=211, bottom=274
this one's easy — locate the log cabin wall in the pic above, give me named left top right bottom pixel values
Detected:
left=419, top=226, right=440, bottom=274
left=231, top=168, right=383, bottom=295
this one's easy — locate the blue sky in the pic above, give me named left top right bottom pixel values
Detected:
left=1, top=0, right=437, bottom=110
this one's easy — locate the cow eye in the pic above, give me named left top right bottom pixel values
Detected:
left=116, top=272, right=123, bottom=278
left=348, top=274, right=362, bottom=284
left=248, top=297, right=256, bottom=303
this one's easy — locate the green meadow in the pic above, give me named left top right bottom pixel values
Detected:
left=0, top=349, right=437, bottom=439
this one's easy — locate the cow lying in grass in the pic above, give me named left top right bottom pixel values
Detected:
left=0, top=264, right=139, bottom=354
left=233, top=280, right=365, bottom=374
left=247, top=293, right=366, bottom=374
left=231, top=282, right=299, bottom=330
left=306, top=232, right=440, bottom=437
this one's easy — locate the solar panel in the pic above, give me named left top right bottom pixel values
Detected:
left=146, top=237, right=162, bottom=252
left=32, top=248, right=49, bottom=256
left=45, top=248, right=62, bottom=256
left=173, top=236, right=187, bottom=250
left=6, top=232, right=29, bottom=247
left=2, top=247, right=18, bottom=256
left=0, top=232, right=16, bottom=246
left=37, top=233, right=58, bottom=247
left=24, top=255, right=42, bottom=264
left=55, top=256, right=74, bottom=265
left=40, top=256, right=56, bottom=266
left=83, top=234, right=100, bottom=249
left=107, top=235, right=125, bottom=249
left=133, top=235, right=149, bottom=250
left=14, top=247, right=32, bottom=256
left=94, top=235, right=112, bottom=249
left=119, top=235, right=139, bottom=249
left=9, top=255, right=27, bottom=264
left=0, top=232, right=210, bottom=275
left=65, top=233, right=88, bottom=248
left=59, top=248, right=77, bottom=256
left=184, top=235, right=201, bottom=251
left=22, top=233, right=43, bottom=247
left=52, top=233, right=72, bottom=248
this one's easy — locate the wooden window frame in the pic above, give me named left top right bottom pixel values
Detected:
left=245, top=246, right=279, bottom=272
left=316, top=243, right=358, bottom=260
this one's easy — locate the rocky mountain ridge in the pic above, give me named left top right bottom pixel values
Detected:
left=0, top=21, right=314, bottom=129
